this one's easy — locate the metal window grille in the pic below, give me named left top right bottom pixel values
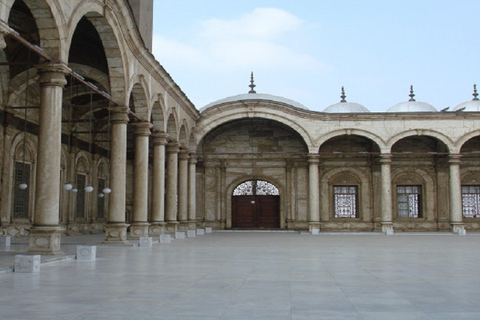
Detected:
left=334, top=186, right=358, bottom=218
left=397, top=186, right=422, bottom=218
left=76, top=174, right=86, bottom=218
left=97, top=178, right=105, bottom=219
left=13, top=162, right=30, bottom=219
left=461, top=185, right=480, bottom=218
left=233, top=180, right=279, bottom=196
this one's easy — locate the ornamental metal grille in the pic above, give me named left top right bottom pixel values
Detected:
left=76, top=174, right=86, bottom=218
left=13, top=162, right=30, bottom=219
left=461, top=185, right=480, bottom=218
left=397, top=186, right=422, bottom=218
left=97, top=179, right=105, bottom=219
left=233, top=180, right=280, bottom=196
left=334, top=186, right=357, bottom=218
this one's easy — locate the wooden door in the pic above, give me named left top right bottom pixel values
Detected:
left=232, top=195, right=280, bottom=228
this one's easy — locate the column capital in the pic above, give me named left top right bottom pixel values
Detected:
left=178, top=148, right=190, bottom=160
left=152, top=132, right=170, bottom=146
left=449, top=154, right=462, bottom=164
left=307, top=153, right=320, bottom=164
left=109, top=106, right=130, bottom=124
left=189, top=153, right=198, bottom=164
left=166, top=141, right=181, bottom=153
left=36, top=63, right=70, bottom=87
left=380, top=153, right=393, bottom=163
left=133, top=122, right=152, bottom=136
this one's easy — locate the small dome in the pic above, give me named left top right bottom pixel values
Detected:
left=387, top=86, right=437, bottom=113
left=323, top=102, right=370, bottom=113
left=323, top=87, right=370, bottom=113
left=453, top=84, right=480, bottom=112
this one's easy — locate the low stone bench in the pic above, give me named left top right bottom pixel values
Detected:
left=76, top=246, right=97, bottom=261
left=15, top=255, right=41, bottom=273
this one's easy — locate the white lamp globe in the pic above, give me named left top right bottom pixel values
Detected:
left=18, top=183, right=28, bottom=190
left=85, top=186, right=94, bottom=193
left=63, top=183, right=73, bottom=191
left=98, top=193, right=104, bottom=198
left=102, top=187, right=112, bottom=194
left=71, top=188, right=78, bottom=193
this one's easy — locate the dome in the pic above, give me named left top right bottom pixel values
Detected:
left=200, top=73, right=308, bottom=113
left=453, top=85, right=480, bottom=112
left=199, top=93, right=308, bottom=113
left=323, top=102, right=370, bottom=113
left=323, top=87, right=369, bottom=113
left=387, top=86, right=437, bottom=113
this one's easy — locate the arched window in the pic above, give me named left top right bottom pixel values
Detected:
left=233, top=180, right=279, bottom=196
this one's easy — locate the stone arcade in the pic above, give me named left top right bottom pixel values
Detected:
left=1, top=0, right=480, bottom=254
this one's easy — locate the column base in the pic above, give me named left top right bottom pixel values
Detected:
left=177, top=222, right=190, bottom=232
left=129, top=223, right=150, bottom=239
left=381, top=222, right=394, bottom=235
left=149, top=222, right=166, bottom=236
left=165, top=221, right=178, bottom=235
left=27, top=226, right=63, bottom=255
left=104, top=223, right=130, bottom=244
left=451, top=223, right=465, bottom=234
left=187, top=220, right=197, bottom=230
left=308, top=222, right=321, bottom=232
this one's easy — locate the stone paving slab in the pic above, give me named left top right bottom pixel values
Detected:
left=0, top=232, right=479, bottom=319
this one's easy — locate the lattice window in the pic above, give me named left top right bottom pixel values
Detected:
left=334, top=186, right=357, bottom=218
left=462, top=185, right=480, bottom=218
left=233, top=180, right=279, bottom=196
left=397, top=186, right=422, bottom=218
left=97, top=178, right=105, bottom=219
left=13, top=162, right=30, bottom=219
left=76, top=174, right=86, bottom=218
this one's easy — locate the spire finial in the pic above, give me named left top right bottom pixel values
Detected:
left=408, top=85, right=416, bottom=101
left=473, top=84, right=479, bottom=101
left=340, top=86, right=347, bottom=102
left=248, top=72, right=256, bottom=94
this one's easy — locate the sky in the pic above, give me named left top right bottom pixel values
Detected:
left=152, top=0, right=480, bottom=112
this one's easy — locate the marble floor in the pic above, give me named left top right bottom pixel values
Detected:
left=0, top=232, right=480, bottom=320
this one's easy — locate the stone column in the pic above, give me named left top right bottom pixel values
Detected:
left=104, top=107, right=130, bottom=243
left=28, top=63, right=69, bottom=254
left=165, top=142, right=180, bottom=234
left=285, top=161, right=293, bottom=228
left=449, top=154, right=464, bottom=233
left=188, top=153, right=197, bottom=230
left=130, top=122, right=152, bottom=239
left=308, top=154, right=320, bottom=231
left=177, top=148, right=189, bottom=231
left=149, top=133, right=169, bottom=236
left=380, top=154, right=394, bottom=234
left=0, top=30, right=6, bottom=50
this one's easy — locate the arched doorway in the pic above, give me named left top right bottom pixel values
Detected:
left=232, top=180, right=280, bottom=229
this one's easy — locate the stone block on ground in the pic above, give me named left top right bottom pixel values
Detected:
left=160, top=234, right=171, bottom=243
left=187, top=230, right=196, bottom=238
left=0, top=236, right=11, bottom=246
left=205, top=227, right=212, bottom=234
left=197, top=229, right=205, bottom=235
left=175, top=232, right=186, bottom=239
left=76, top=246, right=97, bottom=261
left=15, top=255, right=41, bottom=273
left=139, top=237, right=153, bottom=247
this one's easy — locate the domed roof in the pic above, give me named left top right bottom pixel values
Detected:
left=323, top=87, right=370, bottom=113
left=453, top=84, right=480, bottom=112
left=387, top=86, right=437, bottom=113
left=199, top=73, right=308, bottom=113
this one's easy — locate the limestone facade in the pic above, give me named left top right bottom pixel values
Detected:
left=0, top=0, right=479, bottom=253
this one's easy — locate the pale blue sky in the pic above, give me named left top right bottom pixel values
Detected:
left=152, top=0, right=480, bottom=112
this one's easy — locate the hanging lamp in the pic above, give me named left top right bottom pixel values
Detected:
left=84, top=89, right=94, bottom=193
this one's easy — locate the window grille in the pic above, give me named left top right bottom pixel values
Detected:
left=76, top=174, right=86, bottom=218
left=13, top=162, right=30, bottom=219
left=97, top=178, right=105, bottom=219
left=461, top=185, right=480, bottom=218
left=397, top=185, right=422, bottom=218
left=334, top=186, right=358, bottom=218
left=233, top=180, right=279, bottom=196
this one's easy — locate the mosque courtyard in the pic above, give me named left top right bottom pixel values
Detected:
left=0, top=231, right=479, bottom=320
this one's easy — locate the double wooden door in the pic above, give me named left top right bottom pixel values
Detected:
left=232, top=195, right=280, bottom=229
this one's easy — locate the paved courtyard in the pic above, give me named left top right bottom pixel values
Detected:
left=0, top=231, right=479, bottom=320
